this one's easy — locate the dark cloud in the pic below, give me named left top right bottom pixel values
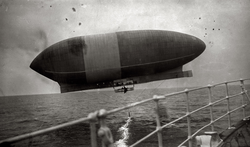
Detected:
left=16, top=28, right=48, bottom=53
left=0, top=13, right=48, bottom=53
left=175, top=0, right=196, bottom=6
left=0, top=0, right=10, bottom=11
left=34, top=29, right=48, bottom=52
left=0, top=88, right=5, bottom=96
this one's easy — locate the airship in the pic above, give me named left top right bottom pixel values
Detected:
left=30, top=30, right=206, bottom=93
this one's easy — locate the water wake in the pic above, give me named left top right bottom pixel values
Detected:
left=115, top=116, right=132, bottom=147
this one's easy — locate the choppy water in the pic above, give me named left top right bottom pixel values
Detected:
left=0, top=85, right=249, bottom=147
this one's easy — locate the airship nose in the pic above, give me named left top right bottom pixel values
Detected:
left=30, top=55, right=39, bottom=72
left=30, top=37, right=87, bottom=82
left=30, top=51, right=47, bottom=76
left=193, top=37, right=206, bottom=56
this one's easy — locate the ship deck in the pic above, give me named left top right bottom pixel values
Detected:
left=219, top=117, right=250, bottom=147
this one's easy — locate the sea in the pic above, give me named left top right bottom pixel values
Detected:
left=0, top=85, right=249, bottom=147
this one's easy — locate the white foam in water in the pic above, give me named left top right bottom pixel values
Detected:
left=115, top=116, right=132, bottom=147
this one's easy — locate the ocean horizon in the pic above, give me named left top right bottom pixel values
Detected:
left=0, top=85, right=249, bottom=146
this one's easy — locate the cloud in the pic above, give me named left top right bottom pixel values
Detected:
left=0, top=8, right=56, bottom=95
left=0, top=46, right=59, bottom=96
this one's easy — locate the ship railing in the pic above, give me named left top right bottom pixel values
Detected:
left=0, top=78, right=249, bottom=147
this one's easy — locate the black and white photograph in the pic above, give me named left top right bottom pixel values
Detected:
left=0, top=0, right=250, bottom=146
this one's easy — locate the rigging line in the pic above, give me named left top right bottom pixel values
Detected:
left=135, top=88, right=147, bottom=101
left=82, top=89, right=111, bottom=102
left=81, top=90, right=112, bottom=113
left=134, top=81, right=156, bottom=101
left=82, top=90, right=98, bottom=101
left=152, top=80, right=167, bottom=94
left=98, top=90, right=112, bottom=100
left=84, top=90, right=97, bottom=98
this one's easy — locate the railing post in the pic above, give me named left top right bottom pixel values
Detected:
left=185, top=89, right=192, bottom=147
left=153, top=95, right=164, bottom=147
left=88, top=111, right=99, bottom=147
left=97, top=109, right=114, bottom=147
left=241, top=80, right=250, bottom=102
left=225, top=83, right=231, bottom=128
left=240, top=79, right=246, bottom=118
left=208, top=85, right=214, bottom=131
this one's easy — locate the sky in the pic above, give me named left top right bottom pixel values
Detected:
left=0, top=0, right=250, bottom=96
